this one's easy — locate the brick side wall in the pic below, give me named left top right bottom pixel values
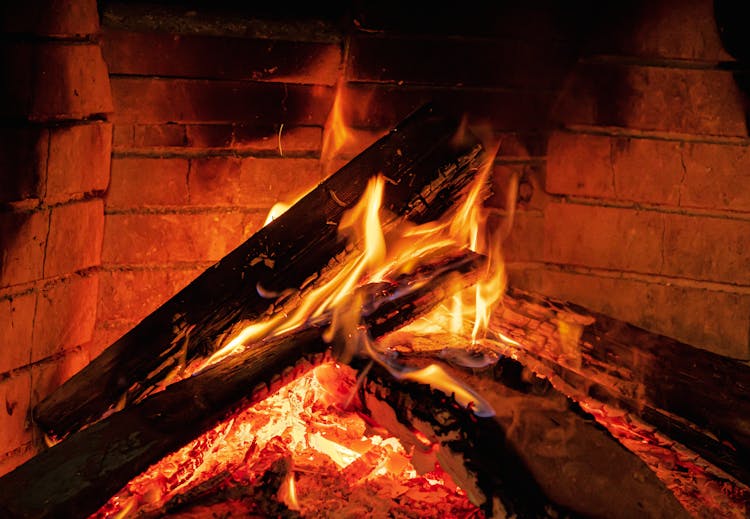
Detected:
left=0, top=0, right=112, bottom=475
left=516, top=0, right=750, bottom=359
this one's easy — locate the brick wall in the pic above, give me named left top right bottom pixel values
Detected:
left=0, top=0, right=112, bottom=474
left=2, top=0, right=748, bottom=477
left=510, top=0, right=750, bottom=359
left=93, top=0, right=749, bottom=362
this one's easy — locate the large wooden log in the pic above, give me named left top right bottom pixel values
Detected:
left=490, top=287, right=750, bottom=516
left=0, top=253, right=490, bottom=519
left=34, top=104, right=485, bottom=439
left=358, top=350, right=691, bottom=519
left=357, top=360, right=564, bottom=518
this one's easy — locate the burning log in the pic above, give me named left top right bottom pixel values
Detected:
left=357, top=359, right=563, bottom=518
left=490, top=287, right=750, bottom=517
left=34, top=104, right=485, bottom=439
left=0, top=253, right=504, bottom=519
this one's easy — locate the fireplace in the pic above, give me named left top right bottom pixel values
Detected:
left=1, top=0, right=749, bottom=517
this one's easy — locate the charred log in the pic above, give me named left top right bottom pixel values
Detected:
left=357, top=360, right=565, bottom=518
left=34, top=104, right=485, bottom=440
left=364, top=345, right=691, bottom=519
left=0, top=253, right=491, bottom=519
left=490, top=287, right=750, bottom=515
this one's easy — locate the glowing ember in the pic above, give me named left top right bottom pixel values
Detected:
left=92, top=364, right=482, bottom=518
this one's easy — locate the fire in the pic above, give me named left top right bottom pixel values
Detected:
left=93, top=365, right=480, bottom=518
left=278, top=472, right=300, bottom=510
left=262, top=201, right=291, bottom=226
left=320, top=78, right=352, bottom=172
left=95, top=115, right=513, bottom=517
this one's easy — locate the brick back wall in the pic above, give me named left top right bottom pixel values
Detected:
left=0, top=0, right=112, bottom=474
left=93, top=0, right=750, bottom=361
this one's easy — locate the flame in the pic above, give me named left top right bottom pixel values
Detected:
left=279, top=472, right=300, bottom=511
left=263, top=202, right=291, bottom=227
left=320, top=79, right=352, bottom=171
left=207, top=137, right=509, bottom=421
left=393, top=363, right=494, bottom=417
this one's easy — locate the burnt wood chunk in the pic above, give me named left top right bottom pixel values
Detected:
left=0, top=253, right=488, bottom=519
left=34, top=104, right=485, bottom=439
left=492, top=287, right=750, bottom=500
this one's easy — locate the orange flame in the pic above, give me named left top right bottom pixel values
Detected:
left=279, top=472, right=300, bottom=511
left=320, top=79, right=352, bottom=172
left=205, top=129, right=510, bottom=422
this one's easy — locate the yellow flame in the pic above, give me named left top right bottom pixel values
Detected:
left=206, top=176, right=386, bottom=365
left=279, top=472, right=300, bottom=511
left=263, top=202, right=291, bottom=227
left=205, top=131, right=512, bottom=421
left=397, top=364, right=494, bottom=417
left=321, top=79, right=352, bottom=170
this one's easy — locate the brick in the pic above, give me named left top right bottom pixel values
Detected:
left=543, top=203, right=750, bottom=284
left=0, top=372, right=32, bottom=454
left=112, top=124, right=134, bottom=149
left=134, top=124, right=319, bottom=151
left=548, top=133, right=750, bottom=211
left=97, top=268, right=201, bottom=323
left=501, top=212, right=545, bottom=263
left=349, top=35, right=573, bottom=89
left=30, top=43, right=113, bottom=121
left=111, top=78, right=333, bottom=125
left=588, top=0, right=732, bottom=61
left=681, top=142, right=750, bottom=212
left=102, top=28, right=340, bottom=85
left=554, top=64, right=746, bottom=137
left=32, top=274, right=98, bottom=362
left=543, top=203, right=664, bottom=274
left=547, top=132, right=683, bottom=205
left=342, top=83, right=553, bottom=131
left=1, top=0, right=99, bottom=37
left=0, top=291, right=36, bottom=374
left=232, top=125, right=322, bottom=153
left=238, top=158, right=323, bottom=207
left=662, top=214, right=750, bottom=285
left=0, top=125, right=46, bottom=203
left=133, top=124, right=187, bottom=148
left=107, top=157, right=189, bottom=209
left=187, top=157, right=322, bottom=208
left=510, top=268, right=750, bottom=359
left=102, top=212, right=246, bottom=265
left=45, top=122, right=112, bottom=204
left=0, top=443, right=35, bottom=478
left=44, top=199, right=103, bottom=278
left=31, top=348, right=89, bottom=407
left=187, top=157, right=242, bottom=206
left=0, top=209, right=48, bottom=288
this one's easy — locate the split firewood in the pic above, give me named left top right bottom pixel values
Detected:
left=488, top=287, right=750, bottom=518
left=0, top=252, right=509, bottom=519
left=34, top=104, right=486, bottom=440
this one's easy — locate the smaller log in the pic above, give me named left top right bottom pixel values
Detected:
left=0, top=253, right=484, bottom=519
left=490, top=287, right=750, bottom=516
